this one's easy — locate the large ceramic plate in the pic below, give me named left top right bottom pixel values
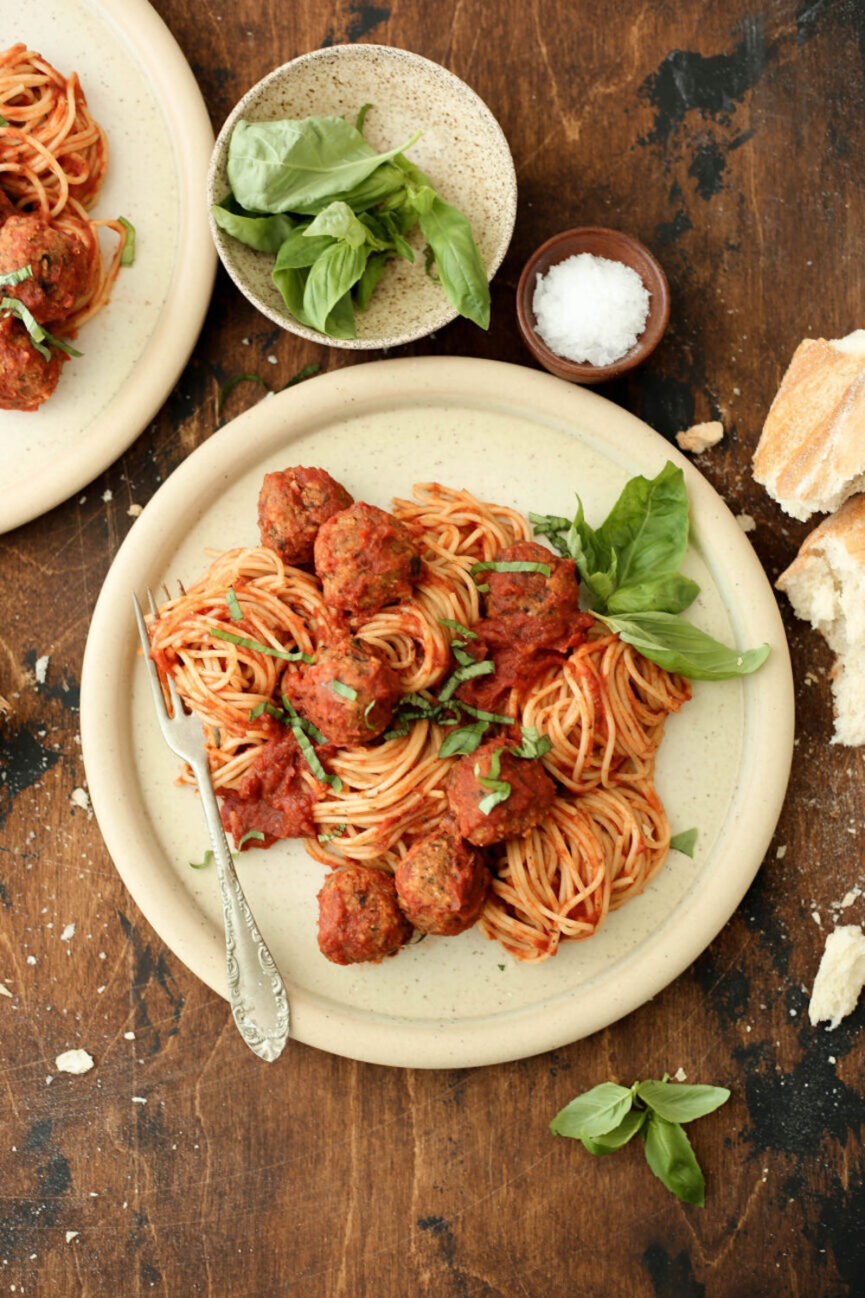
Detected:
left=0, top=0, right=215, bottom=535
left=81, top=358, right=794, bottom=1068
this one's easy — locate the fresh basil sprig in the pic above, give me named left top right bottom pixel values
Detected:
left=214, top=112, right=490, bottom=338
left=532, top=462, right=769, bottom=681
left=550, top=1076, right=730, bottom=1206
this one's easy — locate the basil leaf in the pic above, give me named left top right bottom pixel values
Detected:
left=439, top=618, right=478, bottom=640
left=596, top=462, right=692, bottom=594
left=423, top=243, right=440, bottom=282
left=189, top=850, right=215, bottom=870
left=606, top=572, right=700, bottom=616
left=529, top=511, right=571, bottom=537
left=549, top=1082, right=635, bottom=1140
left=510, top=726, right=552, bottom=760
left=118, top=216, right=136, bottom=266
left=478, top=781, right=511, bottom=815
left=210, top=627, right=313, bottom=663
left=227, top=116, right=420, bottom=213
left=642, top=1114, right=706, bottom=1206
left=211, top=197, right=295, bottom=252
left=669, top=828, right=698, bottom=857
left=417, top=193, right=490, bottom=330
left=217, top=373, right=269, bottom=416
left=1, top=296, right=50, bottom=358
left=598, top=611, right=770, bottom=681
left=564, top=495, right=617, bottom=603
left=303, top=240, right=367, bottom=333
left=318, top=823, right=347, bottom=843
left=305, top=200, right=369, bottom=247
left=581, top=1106, right=646, bottom=1156
left=438, top=721, right=489, bottom=759
left=355, top=103, right=372, bottom=133
left=354, top=252, right=391, bottom=311
left=281, top=362, right=321, bottom=390
left=307, top=162, right=406, bottom=215
left=226, top=587, right=243, bottom=622
left=438, top=658, right=494, bottom=703
left=637, top=1080, right=730, bottom=1124
left=471, top=560, right=551, bottom=577
left=459, top=702, right=513, bottom=725
left=273, top=226, right=336, bottom=270
left=0, top=264, right=32, bottom=287
left=272, top=262, right=356, bottom=339
left=329, top=679, right=357, bottom=701
left=237, top=829, right=266, bottom=849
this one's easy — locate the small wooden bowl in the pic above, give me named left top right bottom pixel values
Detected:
left=516, top=227, right=670, bottom=384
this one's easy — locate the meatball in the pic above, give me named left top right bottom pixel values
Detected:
left=258, top=466, right=353, bottom=565
left=314, top=501, right=420, bottom=614
left=0, top=188, right=15, bottom=224
left=395, top=821, right=489, bottom=935
left=283, top=637, right=400, bottom=746
left=484, top=540, right=581, bottom=645
left=0, top=214, right=92, bottom=324
left=317, top=865, right=413, bottom=965
left=446, top=737, right=555, bottom=847
left=0, top=315, right=65, bottom=411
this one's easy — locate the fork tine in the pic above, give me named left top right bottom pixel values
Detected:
left=146, top=586, right=158, bottom=618
left=132, top=592, right=171, bottom=724
left=165, top=670, right=186, bottom=719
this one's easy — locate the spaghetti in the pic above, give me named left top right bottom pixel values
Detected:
left=147, top=481, right=690, bottom=964
left=0, top=44, right=130, bottom=404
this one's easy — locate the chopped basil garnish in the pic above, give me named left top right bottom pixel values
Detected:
left=470, top=559, right=551, bottom=577
left=282, top=693, right=327, bottom=743
left=329, top=679, right=358, bottom=701
left=438, top=720, right=489, bottom=759
left=381, top=723, right=411, bottom=741
left=281, top=361, right=321, bottom=390
left=210, top=626, right=314, bottom=663
left=118, top=216, right=136, bottom=266
left=217, top=373, right=268, bottom=417
left=669, top=828, right=698, bottom=857
left=451, top=642, right=477, bottom=668
left=476, top=749, right=513, bottom=812
left=317, top=823, right=347, bottom=843
left=237, top=829, right=266, bottom=849
left=0, top=263, right=32, bottom=287
left=459, top=702, right=514, bottom=725
left=1, top=296, right=82, bottom=359
left=226, top=587, right=243, bottom=622
left=438, top=658, right=494, bottom=703
left=363, top=699, right=377, bottom=730
left=438, top=617, right=477, bottom=640
left=189, top=850, right=215, bottom=870
left=511, top=725, right=552, bottom=760
left=281, top=697, right=342, bottom=791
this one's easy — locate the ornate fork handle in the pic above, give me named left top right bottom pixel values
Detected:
left=191, top=757, right=290, bottom=1062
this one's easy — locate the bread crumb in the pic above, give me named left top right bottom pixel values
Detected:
left=34, top=654, right=50, bottom=684
left=812, top=911, right=822, bottom=926
left=673, top=1066, right=687, bottom=1081
left=127, top=503, right=143, bottom=517
left=132, top=1096, right=147, bottom=1104
left=60, top=923, right=75, bottom=942
left=56, top=1049, right=94, bottom=1075
left=809, top=925, right=865, bottom=1029
left=65, top=1232, right=78, bottom=1244
left=102, top=488, right=113, bottom=502
left=123, top=1031, right=135, bottom=1040
left=0, top=983, right=12, bottom=999
left=736, top=513, right=757, bottom=533
left=675, top=421, right=724, bottom=454
left=839, top=888, right=861, bottom=909
left=776, top=845, right=787, bottom=859
left=70, top=787, right=92, bottom=817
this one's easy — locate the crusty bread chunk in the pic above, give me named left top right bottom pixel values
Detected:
left=753, top=330, right=865, bottom=521
left=777, top=494, right=865, bottom=744
left=675, top=420, right=724, bottom=454
left=808, top=925, right=865, bottom=1029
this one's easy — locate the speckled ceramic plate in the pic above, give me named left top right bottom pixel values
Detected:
left=81, top=358, right=794, bottom=1069
left=0, top=0, right=215, bottom=536
left=206, top=45, right=517, bottom=349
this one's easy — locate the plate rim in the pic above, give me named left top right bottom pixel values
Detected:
left=80, top=357, right=795, bottom=1068
left=0, top=0, right=217, bottom=535
left=205, top=42, right=518, bottom=349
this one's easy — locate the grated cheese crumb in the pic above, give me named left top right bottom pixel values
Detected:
left=56, top=1049, right=93, bottom=1075
left=34, top=655, right=50, bottom=684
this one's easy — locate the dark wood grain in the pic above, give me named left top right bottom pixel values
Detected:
left=1, top=1, right=863, bottom=1294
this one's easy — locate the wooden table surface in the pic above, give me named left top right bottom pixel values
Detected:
left=1, top=2, right=863, bottom=1294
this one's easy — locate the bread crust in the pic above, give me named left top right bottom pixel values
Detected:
left=753, top=337, right=865, bottom=520
left=777, top=492, right=865, bottom=593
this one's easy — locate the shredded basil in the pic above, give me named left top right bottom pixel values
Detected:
left=471, top=559, right=551, bottom=577
left=118, top=216, right=136, bottom=266
left=237, top=829, right=266, bottom=849
left=1, top=296, right=82, bottom=360
left=438, top=617, right=477, bottom=640
left=438, top=720, right=489, bottom=759
left=217, top=373, right=268, bottom=417
left=669, top=828, right=698, bottom=857
left=281, top=697, right=342, bottom=790
left=511, top=725, right=552, bottom=760
left=0, top=115, right=8, bottom=127
left=226, top=587, right=243, bottom=622
left=0, top=264, right=32, bottom=287
left=355, top=103, right=372, bottom=134
left=459, top=702, right=514, bottom=725
left=282, top=694, right=327, bottom=743
left=381, top=723, right=411, bottom=741
left=281, top=361, right=321, bottom=390
left=329, top=679, right=357, bottom=701
left=210, top=626, right=314, bottom=663
left=438, top=658, right=494, bottom=703
left=363, top=699, right=377, bottom=730
left=189, top=850, right=215, bottom=870
left=317, top=823, right=347, bottom=843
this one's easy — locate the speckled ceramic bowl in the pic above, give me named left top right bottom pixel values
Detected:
left=207, top=46, right=517, bottom=349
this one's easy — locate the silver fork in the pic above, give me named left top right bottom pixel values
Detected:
left=133, top=591, right=290, bottom=1063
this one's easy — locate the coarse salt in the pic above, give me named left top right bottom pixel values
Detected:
left=532, top=253, right=650, bottom=368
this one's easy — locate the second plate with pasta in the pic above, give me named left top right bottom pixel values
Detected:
left=80, top=357, right=794, bottom=1068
